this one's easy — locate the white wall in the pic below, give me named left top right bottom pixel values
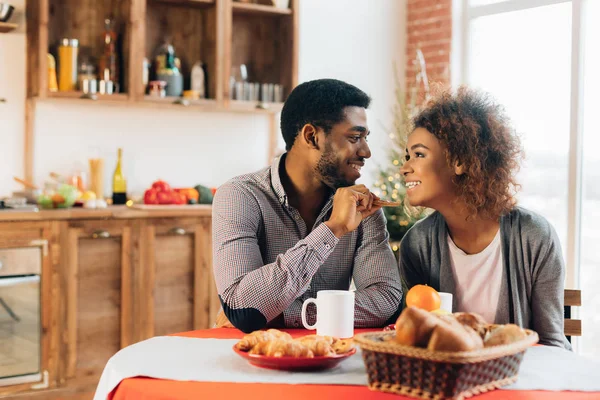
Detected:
left=0, top=0, right=406, bottom=198
left=0, top=0, right=25, bottom=197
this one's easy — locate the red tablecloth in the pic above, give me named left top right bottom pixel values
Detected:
left=109, top=328, right=600, bottom=400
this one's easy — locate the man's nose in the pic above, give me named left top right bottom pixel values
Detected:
left=358, top=141, right=371, bottom=159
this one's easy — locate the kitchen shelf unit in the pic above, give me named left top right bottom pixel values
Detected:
left=25, top=0, right=298, bottom=181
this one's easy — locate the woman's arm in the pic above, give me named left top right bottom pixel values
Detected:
left=529, top=223, right=572, bottom=350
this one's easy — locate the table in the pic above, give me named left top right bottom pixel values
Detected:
left=108, top=328, right=600, bottom=400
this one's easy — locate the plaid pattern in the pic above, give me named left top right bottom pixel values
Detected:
left=212, top=154, right=402, bottom=328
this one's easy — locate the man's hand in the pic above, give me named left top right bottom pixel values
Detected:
left=325, top=185, right=382, bottom=238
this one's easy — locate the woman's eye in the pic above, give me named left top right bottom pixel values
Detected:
left=415, top=152, right=425, bottom=158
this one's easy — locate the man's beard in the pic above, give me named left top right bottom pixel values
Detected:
left=315, top=144, right=354, bottom=189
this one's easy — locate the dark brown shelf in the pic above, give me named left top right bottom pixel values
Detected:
left=0, top=22, right=18, bottom=33
left=232, top=2, right=292, bottom=16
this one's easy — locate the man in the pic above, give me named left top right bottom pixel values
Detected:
left=213, top=79, right=402, bottom=333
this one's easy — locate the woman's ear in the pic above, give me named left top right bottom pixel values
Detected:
left=454, top=160, right=465, bottom=176
left=301, top=124, right=319, bottom=149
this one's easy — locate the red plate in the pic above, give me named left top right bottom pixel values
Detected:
left=384, top=324, right=396, bottom=331
left=233, top=346, right=357, bottom=371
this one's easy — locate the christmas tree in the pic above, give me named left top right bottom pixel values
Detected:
left=373, top=49, right=432, bottom=252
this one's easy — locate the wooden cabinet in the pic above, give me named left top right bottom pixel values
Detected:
left=60, top=220, right=133, bottom=382
left=0, top=211, right=217, bottom=399
left=134, top=217, right=218, bottom=342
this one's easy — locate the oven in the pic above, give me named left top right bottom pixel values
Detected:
left=0, top=241, right=44, bottom=387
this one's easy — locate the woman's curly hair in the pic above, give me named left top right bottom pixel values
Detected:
left=412, top=86, right=523, bottom=220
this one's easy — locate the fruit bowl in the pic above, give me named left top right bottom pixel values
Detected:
left=37, top=184, right=78, bottom=209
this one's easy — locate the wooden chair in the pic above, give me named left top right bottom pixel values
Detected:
left=564, top=289, right=582, bottom=342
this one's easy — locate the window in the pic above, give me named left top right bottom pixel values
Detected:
left=457, top=0, right=598, bottom=356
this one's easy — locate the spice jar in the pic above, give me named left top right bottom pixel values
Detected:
left=148, top=81, right=167, bottom=98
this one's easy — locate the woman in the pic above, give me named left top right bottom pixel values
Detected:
left=399, top=87, right=571, bottom=349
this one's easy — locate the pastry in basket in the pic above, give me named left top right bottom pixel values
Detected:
left=249, top=338, right=314, bottom=358
left=235, top=329, right=292, bottom=351
left=394, top=306, right=441, bottom=347
left=427, top=316, right=484, bottom=352
left=484, top=324, right=527, bottom=347
left=453, top=312, right=490, bottom=339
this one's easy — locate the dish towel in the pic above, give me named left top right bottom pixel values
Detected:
left=93, top=337, right=600, bottom=400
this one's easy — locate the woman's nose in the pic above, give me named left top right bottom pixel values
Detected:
left=399, top=160, right=412, bottom=176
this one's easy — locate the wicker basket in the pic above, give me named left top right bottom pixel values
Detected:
left=354, top=330, right=539, bottom=400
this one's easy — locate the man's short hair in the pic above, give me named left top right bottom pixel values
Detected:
left=280, top=79, right=371, bottom=151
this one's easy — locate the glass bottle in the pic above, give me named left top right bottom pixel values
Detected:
left=112, top=148, right=127, bottom=205
left=99, top=18, right=119, bottom=92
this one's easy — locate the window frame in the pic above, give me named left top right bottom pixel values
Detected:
left=453, top=0, right=586, bottom=291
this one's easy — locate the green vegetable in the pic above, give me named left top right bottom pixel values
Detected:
left=194, top=184, right=214, bottom=204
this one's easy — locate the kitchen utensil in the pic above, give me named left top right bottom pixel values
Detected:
left=0, top=4, right=14, bottom=22
left=13, top=177, right=38, bottom=190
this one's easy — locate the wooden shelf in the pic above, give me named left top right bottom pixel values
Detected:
left=227, top=100, right=283, bottom=113
left=0, top=22, right=17, bottom=33
left=35, top=95, right=282, bottom=114
left=48, top=91, right=129, bottom=101
left=150, top=0, right=215, bottom=8
left=232, top=2, right=292, bottom=16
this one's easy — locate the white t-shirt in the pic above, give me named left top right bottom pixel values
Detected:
left=448, top=229, right=503, bottom=324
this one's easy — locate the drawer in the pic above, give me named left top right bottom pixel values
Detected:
left=0, top=247, right=42, bottom=276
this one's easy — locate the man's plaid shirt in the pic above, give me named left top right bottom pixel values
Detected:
left=212, top=154, right=402, bottom=331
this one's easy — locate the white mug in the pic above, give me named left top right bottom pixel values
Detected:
left=301, top=290, right=355, bottom=338
left=439, top=292, right=453, bottom=313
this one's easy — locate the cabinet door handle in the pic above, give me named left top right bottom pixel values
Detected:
left=92, top=230, right=111, bottom=239
left=168, top=227, right=186, bottom=236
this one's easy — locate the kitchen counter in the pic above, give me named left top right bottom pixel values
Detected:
left=0, top=204, right=213, bottom=221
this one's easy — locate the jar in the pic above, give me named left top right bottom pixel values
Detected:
left=58, top=38, right=79, bottom=91
left=148, top=80, right=167, bottom=98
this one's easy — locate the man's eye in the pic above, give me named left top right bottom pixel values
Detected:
left=350, top=136, right=360, bottom=142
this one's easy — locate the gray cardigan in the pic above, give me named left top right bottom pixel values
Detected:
left=399, top=206, right=571, bottom=350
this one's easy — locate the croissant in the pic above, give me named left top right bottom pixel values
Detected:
left=332, top=338, right=354, bottom=354
left=298, top=336, right=335, bottom=356
left=250, top=338, right=314, bottom=358
left=235, top=329, right=292, bottom=351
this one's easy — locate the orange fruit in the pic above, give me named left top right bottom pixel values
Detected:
left=406, top=285, right=441, bottom=311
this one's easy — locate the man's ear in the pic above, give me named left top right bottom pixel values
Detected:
left=454, top=160, right=465, bottom=176
left=301, top=124, right=319, bottom=149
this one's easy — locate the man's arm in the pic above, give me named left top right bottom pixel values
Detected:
left=351, top=209, right=403, bottom=327
left=213, top=182, right=338, bottom=333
